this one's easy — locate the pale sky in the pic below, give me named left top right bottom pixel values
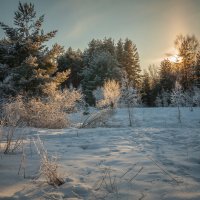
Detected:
left=0, top=0, right=200, bottom=69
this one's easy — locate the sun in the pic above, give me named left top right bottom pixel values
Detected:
left=168, top=54, right=182, bottom=63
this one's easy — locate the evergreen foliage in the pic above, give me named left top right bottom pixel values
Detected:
left=80, top=38, right=121, bottom=105
left=0, top=2, right=68, bottom=97
left=0, top=2, right=199, bottom=107
left=116, top=38, right=124, bottom=68
left=123, top=38, right=141, bottom=88
left=141, top=70, right=152, bottom=106
left=58, top=47, right=83, bottom=88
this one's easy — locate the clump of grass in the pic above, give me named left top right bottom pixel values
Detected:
left=34, top=136, right=65, bottom=186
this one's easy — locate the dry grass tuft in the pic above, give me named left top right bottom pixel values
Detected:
left=34, top=136, right=65, bottom=186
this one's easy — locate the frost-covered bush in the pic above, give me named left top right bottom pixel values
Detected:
left=2, top=96, right=69, bottom=129
left=27, top=99, right=70, bottom=129
left=120, top=72, right=141, bottom=107
left=170, top=82, right=185, bottom=107
left=121, top=87, right=140, bottom=107
left=43, top=82, right=83, bottom=113
left=93, top=80, right=121, bottom=109
left=2, top=96, right=27, bottom=125
left=2, top=85, right=83, bottom=128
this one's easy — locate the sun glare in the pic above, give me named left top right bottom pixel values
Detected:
left=168, top=54, right=182, bottom=63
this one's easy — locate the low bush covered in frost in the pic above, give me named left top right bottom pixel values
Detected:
left=93, top=80, right=121, bottom=109
left=1, top=84, right=83, bottom=129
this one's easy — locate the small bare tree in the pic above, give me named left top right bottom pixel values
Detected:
left=170, top=82, right=185, bottom=123
left=121, top=72, right=140, bottom=126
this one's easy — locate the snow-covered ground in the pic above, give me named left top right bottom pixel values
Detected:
left=0, top=107, right=200, bottom=200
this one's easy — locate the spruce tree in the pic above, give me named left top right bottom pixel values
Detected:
left=102, top=37, right=116, bottom=57
left=123, top=38, right=141, bottom=88
left=116, top=38, right=124, bottom=68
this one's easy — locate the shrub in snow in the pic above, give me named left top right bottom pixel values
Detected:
left=26, top=98, right=70, bottom=129
left=2, top=85, right=83, bottom=128
left=43, top=82, right=83, bottom=113
left=4, top=97, right=69, bottom=129
left=93, top=80, right=121, bottom=109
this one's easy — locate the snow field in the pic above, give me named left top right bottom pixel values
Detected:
left=0, top=107, right=199, bottom=199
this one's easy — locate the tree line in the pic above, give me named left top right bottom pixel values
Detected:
left=0, top=2, right=199, bottom=107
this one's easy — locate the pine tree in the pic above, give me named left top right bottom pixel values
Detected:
left=102, top=37, right=116, bottom=57
left=0, top=2, right=68, bottom=97
left=123, top=38, right=141, bottom=88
